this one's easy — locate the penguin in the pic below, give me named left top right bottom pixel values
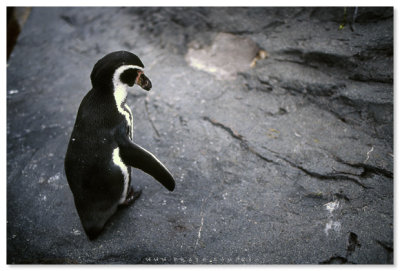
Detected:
left=64, top=51, right=175, bottom=240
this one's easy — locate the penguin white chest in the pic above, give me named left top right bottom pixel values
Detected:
left=113, top=87, right=133, bottom=203
left=111, top=65, right=141, bottom=203
left=112, top=147, right=130, bottom=204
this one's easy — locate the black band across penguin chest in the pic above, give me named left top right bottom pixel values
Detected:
left=122, top=102, right=133, bottom=140
left=113, top=84, right=133, bottom=140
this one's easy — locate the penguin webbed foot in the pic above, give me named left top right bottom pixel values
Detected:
left=119, top=186, right=142, bottom=208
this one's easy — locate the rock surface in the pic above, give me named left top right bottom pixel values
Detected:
left=7, top=7, right=393, bottom=264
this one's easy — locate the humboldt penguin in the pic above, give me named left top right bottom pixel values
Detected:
left=64, top=51, right=175, bottom=240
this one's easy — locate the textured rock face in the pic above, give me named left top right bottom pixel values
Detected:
left=185, top=32, right=266, bottom=80
left=7, top=7, right=392, bottom=264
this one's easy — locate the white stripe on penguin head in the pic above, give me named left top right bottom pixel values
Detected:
left=112, top=64, right=144, bottom=104
left=112, top=65, right=143, bottom=138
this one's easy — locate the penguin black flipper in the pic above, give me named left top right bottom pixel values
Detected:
left=116, top=125, right=175, bottom=191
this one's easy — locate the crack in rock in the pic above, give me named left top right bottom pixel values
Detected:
left=202, top=116, right=276, bottom=164
left=144, top=97, right=161, bottom=138
left=333, top=155, right=393, bottom=179
left=276, top=155, right=369, bottom=189
left=202, top=116, right=369, bottom=188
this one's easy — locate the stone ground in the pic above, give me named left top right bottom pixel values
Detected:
left=7, top=7, right=393, bottom=264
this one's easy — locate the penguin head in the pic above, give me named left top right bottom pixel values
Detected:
left=90, top=51, right=152, bottom=91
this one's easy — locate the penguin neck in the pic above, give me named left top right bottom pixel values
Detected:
left=113, top=83, right=128, bottom=108
left=112, top=82, right=133, bottom=138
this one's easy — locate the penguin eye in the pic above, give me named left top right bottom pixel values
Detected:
left=120, top=68, right=139, bottom=87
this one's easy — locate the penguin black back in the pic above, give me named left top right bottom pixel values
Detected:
left=65, top=51, right=175, bottom=240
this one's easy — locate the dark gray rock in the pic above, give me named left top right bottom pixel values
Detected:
left=7, top=7, right=392, bottom=264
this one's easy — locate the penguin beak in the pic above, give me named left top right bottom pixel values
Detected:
left=136, top=72, right=152, bottom=91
